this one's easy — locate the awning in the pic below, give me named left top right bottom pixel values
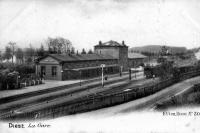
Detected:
left=64, top=64, right=119, bottom=71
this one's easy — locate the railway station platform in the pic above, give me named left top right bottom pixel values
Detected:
left=0, top=80, right=80, bottom=99
left=0, top=71, right=133, bottom=99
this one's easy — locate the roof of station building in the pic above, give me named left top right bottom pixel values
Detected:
left=36, top=53, right=117, bottom=63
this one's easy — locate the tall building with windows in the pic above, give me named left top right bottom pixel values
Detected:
left=94, top=40, right=128, bottom=71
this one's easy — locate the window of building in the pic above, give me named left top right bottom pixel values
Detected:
left=52, top=66, right=57, bottom=77
left=41, top=66, right=46, bottom=76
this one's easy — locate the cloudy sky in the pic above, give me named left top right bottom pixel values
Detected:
left=0, top=0, right=200, bottom=51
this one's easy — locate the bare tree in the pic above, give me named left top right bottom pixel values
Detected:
left=46, top=37, right=72, bottom=54
left=71, top=47, right=75, bottom=54
left=36, top=44, right=45, bottom=57
left=16, top=48, right=24, bottom=64
left=8, top=41, right=16, bottom=63
left=3, top=46, right=12, bottom=61
left=24, top=44, right=35, bottom=64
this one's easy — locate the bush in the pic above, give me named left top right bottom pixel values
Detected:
left=0, top=63, right=14, bottom=70
left=187, top=92, right=200, bottom=104
left=0, top=64, right=36, bottom=90
left=14, top=64, right=35, bottom=74
left=7, top=74, right=17, bottom=89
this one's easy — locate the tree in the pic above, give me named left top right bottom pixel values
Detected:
left=36, top=44, right=45, bottom=57
left=88, top=49, right=93, bottom=54
left=0, top=51, right=2, bottom=62
left=160, top=46, right=168, bottom=56
left=15, top=48, right=24, bottom=64
left=3, top=46, right=12, bottom=61
left=46, top=37, right=72, bottom=54
left=81, top=48, right=86, bottom=54
left=157, top=61, right=174, bottom=79
left=8, top=41, right=16, bottom=64
left=156, top=45, right=174, bottom=79
left=71, top=47, right=75, bottom=54
left=24, top=45, right=35, bottom=64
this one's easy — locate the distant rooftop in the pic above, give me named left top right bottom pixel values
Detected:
left=95, top=40, right=128, bottom=47
left=128, top=52, right=147, bottom=59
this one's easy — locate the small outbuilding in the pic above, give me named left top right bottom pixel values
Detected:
left=128, top=52, right=146, bottom=68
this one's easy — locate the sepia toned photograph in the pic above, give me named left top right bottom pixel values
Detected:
left=0, top=0, right=200, bottom=132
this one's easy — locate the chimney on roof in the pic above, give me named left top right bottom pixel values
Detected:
left=122, top=40, right=125, bottom=46
left=99, top=41, right=102, bottom=45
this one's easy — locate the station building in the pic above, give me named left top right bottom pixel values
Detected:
left=35, top=40, right=146, bottom=80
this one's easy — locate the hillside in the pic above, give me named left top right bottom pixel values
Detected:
left=129, top=45, right=187, bottom=54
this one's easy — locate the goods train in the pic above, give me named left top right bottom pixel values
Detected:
left=144, top=60, right=200, bottom=79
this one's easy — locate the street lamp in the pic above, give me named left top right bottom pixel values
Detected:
left=100, top=64, right=105, bottom=87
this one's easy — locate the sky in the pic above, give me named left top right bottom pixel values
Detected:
left=0, top=0, right=200, bottom=51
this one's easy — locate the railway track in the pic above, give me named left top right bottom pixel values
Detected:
left=0, top=77, right=156, bottom=119
left=0, top=72, right=137, bottom=106
left=86, top=78, right=158, bottom=98
left=3, top=69, right=199, bottom=120
left=2, top=70, right=200, bottom=120
left=0, top=72, right=131, bottom=105
left=0, top=72, right=144, bottom=117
